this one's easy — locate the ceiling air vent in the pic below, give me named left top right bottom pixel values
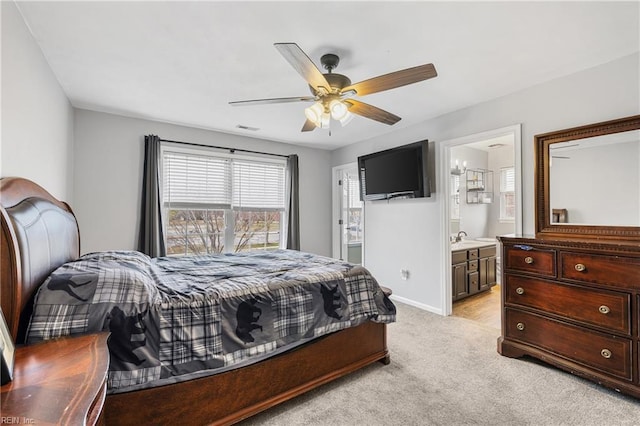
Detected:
left=236, top=124, right=259, bottom=131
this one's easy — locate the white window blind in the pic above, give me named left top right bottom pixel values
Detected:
left=163, top=151, right=232, bottom=209
left=450, top=175, right=460, bottom=220
left=500, top=167, right=516, bottom=221
left=346, top=171, right=362, bottom=209
left=232, top=159, right=286, bottom=210
left=500, top=167, right=515, bottom=192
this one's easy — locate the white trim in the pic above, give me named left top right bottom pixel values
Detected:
left=439, top=124, right=523, bottom=316
left=331, top=165, right=342, bottom=260
left=390, top=294, right=442, bottom=315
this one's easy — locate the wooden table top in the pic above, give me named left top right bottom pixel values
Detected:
left=1, top=333, right=110, bottom=425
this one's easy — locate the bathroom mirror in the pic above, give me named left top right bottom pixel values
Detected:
left=535, top=115, right=640, bottom=241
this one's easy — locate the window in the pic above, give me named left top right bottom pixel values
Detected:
left=343, top=171, right=363, bottom=244
left=500, top=167, right=515, bottom=221
left=450, top=175, right=460, bottom=220
left=162, top=147, right=286, bottom=255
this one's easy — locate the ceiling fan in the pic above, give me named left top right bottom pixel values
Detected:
left=229, top=43, right=438, bottom=132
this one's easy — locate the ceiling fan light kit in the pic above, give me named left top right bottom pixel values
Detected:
left=229, top=43, right=437, bottom=132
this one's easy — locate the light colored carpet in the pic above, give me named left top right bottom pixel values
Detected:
left=240, top=302, right=639, bottom=425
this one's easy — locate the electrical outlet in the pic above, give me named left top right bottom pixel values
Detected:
left=400, top=269, right=410, bottom=280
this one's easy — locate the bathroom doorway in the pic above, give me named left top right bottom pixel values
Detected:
left=440, top=125, right=522, bottom=324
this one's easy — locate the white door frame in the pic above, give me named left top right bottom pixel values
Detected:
left=332, top=162, right=365, bottom=264
left=438, top=124, right=523, bottom=316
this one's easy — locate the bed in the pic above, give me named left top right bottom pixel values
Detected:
left=0, top=176, right=395, bottom=425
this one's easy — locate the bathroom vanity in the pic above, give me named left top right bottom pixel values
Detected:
left=452, top=240, right=497, bottom=301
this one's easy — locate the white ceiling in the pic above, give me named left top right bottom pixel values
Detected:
left=15, top=1, right=639, bottom=150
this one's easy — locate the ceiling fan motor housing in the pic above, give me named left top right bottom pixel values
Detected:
left=309, top=73, right=352, bottom=95
left=305, top=53, right=352, bottom=96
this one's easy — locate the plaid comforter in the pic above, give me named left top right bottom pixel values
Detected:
left=26, top=249, right=396, bottom=393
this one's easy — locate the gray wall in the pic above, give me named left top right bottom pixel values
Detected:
left=331, top=53, right=640, bottom=312
left=73, top=109, right=332, bottom=256
left=1, top=1, right=74, bottom=201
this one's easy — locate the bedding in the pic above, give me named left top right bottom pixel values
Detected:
left=26, top=249, right=396, bottom=394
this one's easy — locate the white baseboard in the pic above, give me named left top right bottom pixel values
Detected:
left=389, top=294, right=443, bottom=316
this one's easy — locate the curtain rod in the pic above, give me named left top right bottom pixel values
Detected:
left=158, top=138, right=290, bottom=159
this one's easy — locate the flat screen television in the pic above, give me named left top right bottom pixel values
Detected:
left=357, top=140, right=430, bottom=201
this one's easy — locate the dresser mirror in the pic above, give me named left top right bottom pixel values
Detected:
left=535, top=115, right=640, bottom=240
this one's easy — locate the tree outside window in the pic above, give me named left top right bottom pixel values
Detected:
left=162, top=149, right=286, bottom=256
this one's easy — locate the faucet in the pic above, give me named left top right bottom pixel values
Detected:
left=455, top=231, right=468, bottom=243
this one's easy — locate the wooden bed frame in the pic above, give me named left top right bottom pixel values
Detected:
left=0, top=177, right=390, bottom=425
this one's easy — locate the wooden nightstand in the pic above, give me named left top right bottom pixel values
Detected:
left=1, top=333, right=110, bottom=425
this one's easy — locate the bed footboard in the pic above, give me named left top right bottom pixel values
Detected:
left=104, top=321, right=388, bottom=425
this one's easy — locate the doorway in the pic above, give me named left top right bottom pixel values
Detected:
left=439, top=125, right=523, bottom=322
left=332, top=163, right=364, bottom=264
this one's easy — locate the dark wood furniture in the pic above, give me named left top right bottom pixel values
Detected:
left=452, top=244, right=496, bottom=302
left=0, top=177, right=391, bottom=425
left=498, top=235, right=640, bottom=398
left=498, top=114, right=640, bottom=399
left=535, top=114, right=640, bottom=241
left=0, top=333, right=110, bottom=425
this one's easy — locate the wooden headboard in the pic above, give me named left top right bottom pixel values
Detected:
left=0, top=177, right=80, bottom=342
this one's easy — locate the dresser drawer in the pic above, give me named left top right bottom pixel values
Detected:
left=560, top=252, right=640, bottom=290
left=468, top=249, right=479, bottom=260
left=504, top=245, right=555, bottom=277
left=505, top=275, right=631, bottom=335
left=505, top=308, right=632, bottom=380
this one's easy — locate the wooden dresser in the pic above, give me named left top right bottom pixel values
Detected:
left=1, top=333, right=110, bottom=425
left=497, top=235, right=640, bottom=398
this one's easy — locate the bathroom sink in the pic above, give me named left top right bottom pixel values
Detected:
left=475, top=237, right=497, bottom=242
left=451, top=239, right=496, bottom=250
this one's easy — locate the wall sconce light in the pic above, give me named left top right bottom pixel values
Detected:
left=451, top=159, right=467, bottom=176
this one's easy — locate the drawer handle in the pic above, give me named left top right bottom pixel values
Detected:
left=601, top=349, right=612, bottom=359
left=516, top=322, right=525, bottom=331
left=515, top=287, right=525, bottom=295
left=574, top=263, right=586, bottom=272
left=599, top=305, right=610, bottom=315
left=524, top=256, right=534, bottom=264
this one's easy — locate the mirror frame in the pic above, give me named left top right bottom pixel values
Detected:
left=535, top=114, right=640, bottom=241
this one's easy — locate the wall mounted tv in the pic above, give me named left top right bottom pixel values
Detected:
left=358, top=140, right=430, bottom=201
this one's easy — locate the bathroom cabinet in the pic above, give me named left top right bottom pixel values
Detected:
left=452, top=244, right=497, bottom=302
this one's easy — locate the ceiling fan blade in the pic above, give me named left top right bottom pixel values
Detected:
left=342, top=63, right=437, bottom=96
left=229, top=96, right=315, bottom=106
left=274, top=43, right=331, bottom=93
left=344, top=99, right=401, bottom=125
left=301, top=119, right=316, bottom=132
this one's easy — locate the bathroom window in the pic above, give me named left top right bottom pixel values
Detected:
left=450, top=175, right=460, bottom=220
left=500, top=167, right=515, bottom=221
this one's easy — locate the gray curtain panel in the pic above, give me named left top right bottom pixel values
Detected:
left=137, top=135, right=166, bottom=257
left=286, top=154, right=300, bottom=250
